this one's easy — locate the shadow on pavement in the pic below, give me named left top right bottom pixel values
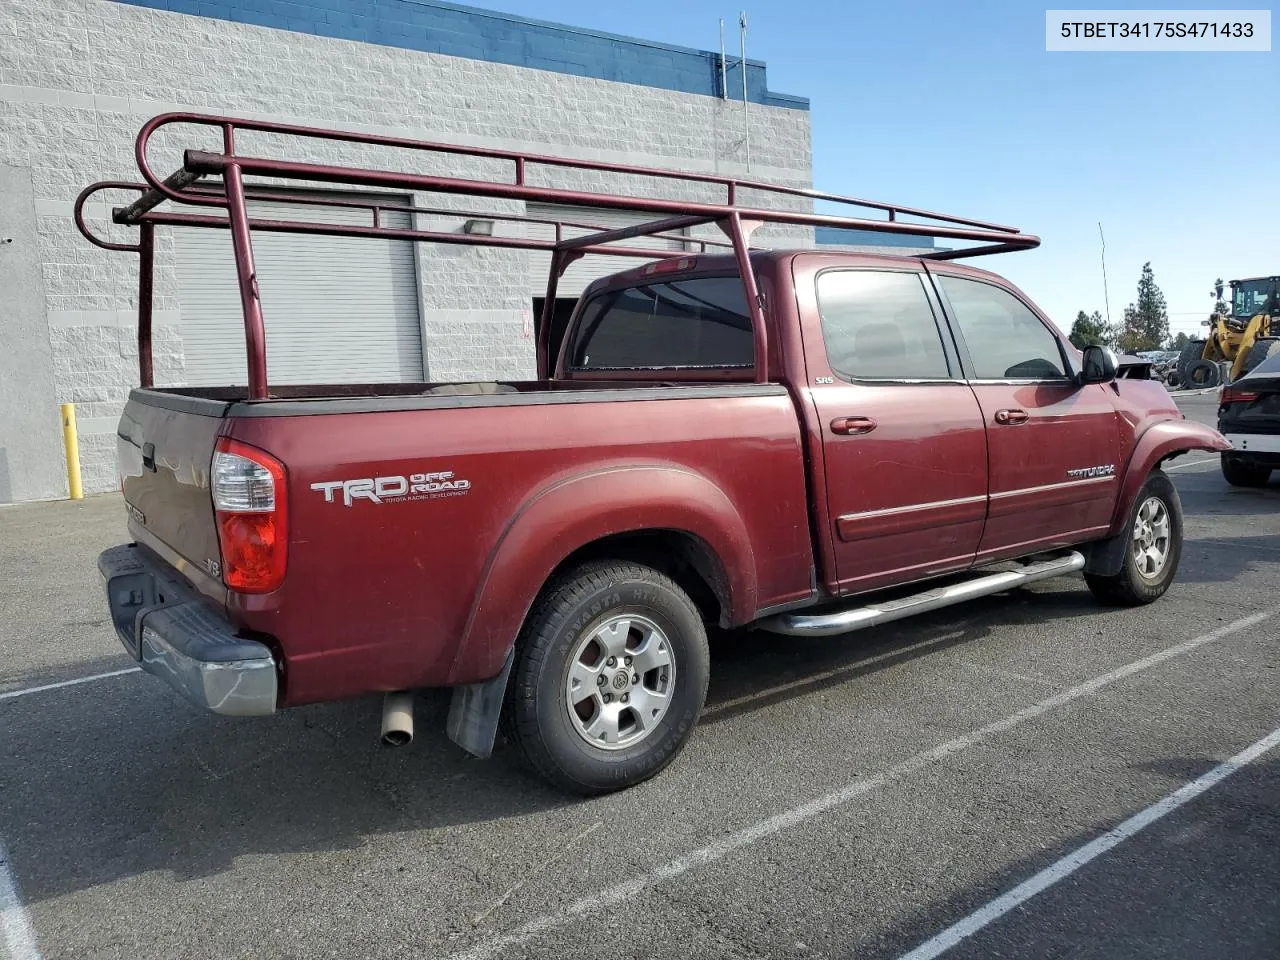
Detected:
left=1179, top=534, right=1280, bottom=584
left=0, top=580, right=1107, bottom=907
left=703, top=586, right=1103, bottom=725
left=873, top=754, right=1280, bottom=960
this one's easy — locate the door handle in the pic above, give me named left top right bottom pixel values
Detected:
left=994, top=408, right=1029, bottom=425
left=831, top=416, right=877, bottom=436
left=141, top=442, right=156, bottom=472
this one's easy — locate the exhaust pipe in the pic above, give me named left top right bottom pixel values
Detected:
left=381, top=691, right=414, bottom=746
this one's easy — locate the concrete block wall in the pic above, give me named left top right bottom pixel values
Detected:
left=0, top=0, right=813, bottom=498
left=111, top=0, right=810, bottom=110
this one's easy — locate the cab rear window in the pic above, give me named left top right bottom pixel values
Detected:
left=567, top=276, right=754, bottom=371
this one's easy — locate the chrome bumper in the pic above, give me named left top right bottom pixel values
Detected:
left=98, top=544, right=277, bottom=717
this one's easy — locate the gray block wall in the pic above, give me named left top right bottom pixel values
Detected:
left=0, top=0, right=813, bottom=498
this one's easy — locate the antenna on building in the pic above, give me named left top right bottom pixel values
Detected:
left=739, top=11, right=751, bottom=170
left=719, top=18, right=728, bottom=99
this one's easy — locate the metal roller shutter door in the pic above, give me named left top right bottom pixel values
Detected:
left=525, top=204, right=686, bottom=297
left=172, top=198, right=423, bottom=386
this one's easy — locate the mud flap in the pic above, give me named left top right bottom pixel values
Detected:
left=445, top=647, right=515, bottom=759
left=1083, top=533, right=1128, bottom=577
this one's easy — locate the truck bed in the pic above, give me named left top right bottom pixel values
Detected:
left=119, top=381, right=817, bottom=707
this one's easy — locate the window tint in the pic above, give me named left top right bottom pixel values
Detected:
left=568, top=276, right=753, bottom=370
left=938, top=276, right=1066, bottom=380
left=815, top=270, right=950, bottom=380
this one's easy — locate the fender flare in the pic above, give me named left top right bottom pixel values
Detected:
left=447, top=464, right=756, bottom=684
left=1086, top=418, right=1228, bottom=576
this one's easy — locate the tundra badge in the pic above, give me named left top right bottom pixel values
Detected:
left=1066, top=464, right=1116, bottom=479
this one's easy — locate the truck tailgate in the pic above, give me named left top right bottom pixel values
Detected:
left=117, top=391, right=226, bottom=591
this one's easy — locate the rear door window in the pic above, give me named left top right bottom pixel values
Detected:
left=815, top=270, right=951, bottom=380
left=937, top=275, right=1068, bottom=380
left=567, top=276, right=753, bottom=371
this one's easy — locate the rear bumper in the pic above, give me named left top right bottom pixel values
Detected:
left=1225, top=433, right=1280, bottom=454
left=98, top=544, right=278, bottom=717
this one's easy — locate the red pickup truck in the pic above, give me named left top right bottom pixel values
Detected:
left=83, top=114, right=1228, bottom=794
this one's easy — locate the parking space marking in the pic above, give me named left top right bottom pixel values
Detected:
left=1165, top=457, right=1218, bottom=471
left=446, top=610, right=1274, bottom=960
left=0, top=668, right=141, bottom=702
left=0, top=843, right=41, bottom=960
left=896, top=722, right=1280, bottom=960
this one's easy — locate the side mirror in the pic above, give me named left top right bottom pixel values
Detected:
left=1079, top=344, right=1117, bottom=385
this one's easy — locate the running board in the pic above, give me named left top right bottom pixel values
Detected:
left=758, top=551, right=1086, bottom=638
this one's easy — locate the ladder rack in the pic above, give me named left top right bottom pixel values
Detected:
left=75, top=112, right=1040, bottom=398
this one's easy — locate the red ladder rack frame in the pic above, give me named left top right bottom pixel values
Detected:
left=74, top=112, right=1041, bottom=399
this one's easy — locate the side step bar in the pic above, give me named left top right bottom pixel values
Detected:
left=758, top=551, right=1086, bottom=638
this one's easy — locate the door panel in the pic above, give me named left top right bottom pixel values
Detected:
left=814, top=383, right=988, bottom=592
left=969, top=382, right=1122, bottom=558
left=794, top=263, right=989, bottom=595
left=930, top=271, right=1123, bottom=560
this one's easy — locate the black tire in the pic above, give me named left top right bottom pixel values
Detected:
left=1239, top=337, right=1280, bottom=378
left=1184, top=358, right=1221, bottom=388
left=1221, top=453, right=1271, bottom=488
left=1085, top=470, right=1182, bottom=606
left=503, top=561, right=710, bottom=795
left=1176, top=339, right=1205, bottom=381
left=1163, top=369, right=1182, bottom=389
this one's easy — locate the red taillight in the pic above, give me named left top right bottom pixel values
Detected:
left=1221, top=387, right=1259, bottom=404
left=212, top=438, right=287, bottom=593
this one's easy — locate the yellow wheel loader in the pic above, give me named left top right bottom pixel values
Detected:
left=1178, top=276, right=1280, bottom=388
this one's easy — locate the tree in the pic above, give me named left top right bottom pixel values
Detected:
left=1117, top=262, right=1170, bottom=352
left=1068, top=309, right=1111, bottom=349
left=1171, top=331, right=1190, bottom=349
left=1212, top=277, right=1229, bottom=318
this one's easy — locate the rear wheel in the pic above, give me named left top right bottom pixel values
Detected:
left=1221, top=454, right=1271, bottom=488
left=503, top=561, right=709, bottom=795
left=1085, top=470, right=1182, bottom=606
left=1184, top=358, right=1221, bottom=388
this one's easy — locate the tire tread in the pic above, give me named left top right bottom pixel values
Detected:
left=502, top=560, right=707, bottom=795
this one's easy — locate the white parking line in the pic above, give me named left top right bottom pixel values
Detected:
left=1165, top=456, right=1218, bottom=471
left=0, top=843, right=41, bottom=960
left=446, top=610, right=1274, bottom=960
left=897, top=722, right=1280, bottom=960
left=0, top=668, right=141, bottom=702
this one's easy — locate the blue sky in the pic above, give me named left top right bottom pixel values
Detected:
left=474, top=0, right=1276, bottom=338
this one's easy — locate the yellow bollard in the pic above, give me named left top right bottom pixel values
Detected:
left=60, top=402, right=83, bottom=500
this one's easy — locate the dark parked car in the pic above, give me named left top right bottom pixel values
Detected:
left=1219, top=351, right=1280, bottom=486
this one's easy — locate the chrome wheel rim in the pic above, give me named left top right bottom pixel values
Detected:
left=564, top=614, right=675, bottom=751
left=1131, top=496, right=1171, bottom=580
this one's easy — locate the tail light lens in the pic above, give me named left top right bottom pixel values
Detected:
left=1221, top=387, right=1259, bottom=404
left=212, top=438, right=287, bottom=593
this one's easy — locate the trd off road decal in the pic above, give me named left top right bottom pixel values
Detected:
left=310, top=470, right=472, bottom=507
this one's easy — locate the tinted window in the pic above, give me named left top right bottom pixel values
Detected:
left=816, top=270, right=950, bottom=380
left=568, top=277, right=753, bottom=370
left=939, top=276, right=1067, bottom=380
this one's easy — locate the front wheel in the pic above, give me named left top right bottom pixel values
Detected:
left=503, top=561, right=710, bottom=795
left=1085, top=470, right=1183, bottom=606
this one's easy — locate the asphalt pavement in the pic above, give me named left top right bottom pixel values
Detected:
left=1, top=392, right=1276, bottom=960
